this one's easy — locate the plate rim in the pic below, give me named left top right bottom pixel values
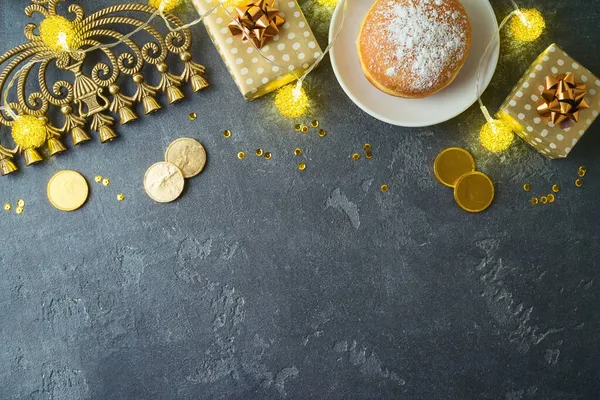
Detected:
left=328, top=0, right=500, bottom=127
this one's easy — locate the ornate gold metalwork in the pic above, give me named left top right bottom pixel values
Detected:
left=0, top=0, right=208, bottom=175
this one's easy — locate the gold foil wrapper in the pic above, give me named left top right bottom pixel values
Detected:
left=192, top=0, right=323, bottom=100
left=497, top=43, right=600, bottom=159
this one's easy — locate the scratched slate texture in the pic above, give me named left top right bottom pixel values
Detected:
left=1, top=0, right=600, bottom=399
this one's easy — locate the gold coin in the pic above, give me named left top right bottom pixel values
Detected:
left=434, top=147, right=475, bottom=188
left=47, top=170, right=89, bottom=212
left=454, top=171, right=494, bottom=213
left=165, top=138, right=207, bottom=178
left=144, top=162, right=185, bottom=203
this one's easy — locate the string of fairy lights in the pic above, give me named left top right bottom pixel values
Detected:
left=0, top=0, right=546, bottom=154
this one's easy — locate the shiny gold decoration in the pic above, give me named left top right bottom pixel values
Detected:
left=552, top=184, right=561, bottom=193
left=547, top=193, right=555, bottom=203
left=294, top=148, right=302, bottom=156
left=298, top=162, right=306, bottom=171
left=47, top=170, right=89, bottom=211
left=15, top=206, right=24, bottom=215
left=294, top=124, right=301, bottom=131
left=228, top=0, right=285, bottom=49
left=578, top=166, right=587, bottom=177
left=165, top=138, right=207, bottom=178
left=95, top=175, right=102, bottom=183
left=143, top=161, right=185, bottom=203
left=318, top=129, right=326, bottom=137
left=380, top=184, right=389, bottom=193
left=117, top=193, right=125, bottom=202
left=454, top=172, right=494, bottom=213
left=363, top=144, right=371, bottom=150
left=223, top=130, right=232, bottom=138
left=237, top=151, right=246, bottom=160
left=311, top=120, right=319, bottom=128
left=301, top=125, right=309, bottom=133
left=264, top=152, right=272, bottom=160
left=4, top=203, right=11, bottom=211
left=531, top=197, right=539, bottom=205
left=537, top=74, right=589, bottom=125
left=575, top=179, right=584, bottom=187
left=255, top=148, right=264, bottom=157
left=189, top=112, right=197, bottom=121
left=540, top=196, right=548, bottom=204
left=16, top=199, right=25, bottom=207
left=102, top=178, right=110, bottom=187
left=509, top=9, right=545, bottom=42
left=0, top=1, right=208, bottom=176
left=434, top=147, right=476, bottom=188
left=365, top=151, right=373, bottom=159
left=523, top=184, right=531, bottom=192
left=352, top=153, right=360, bottom=161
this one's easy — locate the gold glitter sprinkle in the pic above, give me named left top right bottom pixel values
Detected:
left=95, top=175, right=102, bottom=183
left=102, top=178, right=111, bottom=187
left=363, top=143, right=371, bottom=150
left=547, top=193, right=555, bottom=203
left=381, top=184, right=389, bottom=193
left=298, top=162, right=306, bottom=171
left=294, top=124, right=301, bottom=131
left=3, top=203, right=11, bottom=211
left=531, top=197, right=539, bottom=205
left=17, top=199, right=25, bottom=207
left=540, top=196, right=548, bottom=204
left=523, top=184, right=531, bottom=192
left=264, top=152, right=272, bottom=160
left=188, top=112, right=197, bottom=121
left=311, top=120, right=319, bottom=128
left=301, top=125, right=309, bottom=133
left=575, top=179, right=584, bottom=187
left=352, top=153, right=361, bottom=161
left=365, top=151, right=373, bottom=159
left=237, top=151, right=245, bottom=160
left=578, top=167, right=587, bottom=177
left=223, top=130, right=232, bottom=138
left=256, top=148, right=264, bottom=157
left=117, top=193, right=125, bottom=202
left=294, top=148, right=303, bottom=156
left=318, top=129, right=326, bottom=137
left=15, top=207, right=23, bottom=215
left=552, top=184, right=561, bottom=193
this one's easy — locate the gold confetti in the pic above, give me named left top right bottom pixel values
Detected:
left=237, top=151, right=245, bottom=160
left=318, top=129, right=326, bottom=137
left=102, top=178, right=111, bottom=187
left=223, top=130, right=232, bottom=138
left=117, top=193, right=125, bottom=202
left=381, top=184, right=389, bottom=193
left=531, top=197, right=539, bottom=205
left=298, top=162, right=306, bottom=171
left=301, top=125, right=309, bottom=133
left=363, top=143, right=371, bottom=150
left=540, top=196, right=548, bottom=204
left=256, top=148, right=264, bottom=157
left=365, top=151, right=373, bottom=159
left=15, top=207, right=23, bottom=215
left=552, top=184, right=561, bottom=193
left=264, top=152, right=272, bottom=160
left=547, top=193, right=555, bottom=203
left=575, top=179, right=584, bottom=187
left=294, top=148, right=303, bottom=156
left=3, top=203, right=11, bottom=211
left=16, top=199, right=25, bottom=207
left=94, top=175, right=103, bottom=183
left=578, top=167, right=587, bottom=177
left=311, top=120, right=319, bottom=128
left=523, top=184, right=531, bottom=192
left=188, top=112, right=197, bottom=121
left=352, top=153, right=361, bottom=161
left=294, top=124, right=302, bottom=131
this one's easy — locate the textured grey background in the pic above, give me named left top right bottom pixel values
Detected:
left=1, top=0, right=599, bottom=399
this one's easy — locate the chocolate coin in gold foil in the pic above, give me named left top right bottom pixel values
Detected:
left=144, top=162, right=185, bottom=203
left=47, top=170, right=89, bottom=212
left=453, top=171, right=494, bottom=213
left=165, top=138, right=207, bottom=178
left=434, top=147, right=475, bottom=188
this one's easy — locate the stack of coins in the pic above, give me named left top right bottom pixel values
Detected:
left=433, top=147, right=494, bottom=213
left=144, top=138, right=206, bottom=203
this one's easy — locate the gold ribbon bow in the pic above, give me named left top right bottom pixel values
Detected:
left=228, top=0, right=285, bottom=49
left=536, top=73, right=590, bottom=125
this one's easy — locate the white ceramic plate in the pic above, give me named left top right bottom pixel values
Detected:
left=329, top=0, right=500, bottom=127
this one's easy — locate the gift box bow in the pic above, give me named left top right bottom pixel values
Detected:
left=537, top=73, right=590, bottom=125
left=228, top=0, right=285, bottom=49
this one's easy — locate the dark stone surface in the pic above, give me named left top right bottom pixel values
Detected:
left=1, top=0, right=600, bottom=399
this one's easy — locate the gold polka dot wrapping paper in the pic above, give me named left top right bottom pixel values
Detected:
left=496, top=43, right=600, bottom=159
left=192, top=0, right=323, bottom=100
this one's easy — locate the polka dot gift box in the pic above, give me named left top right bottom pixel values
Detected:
left=497, top=43, right=600, bottom=159
left=192, top=0, right=323, bottom=100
